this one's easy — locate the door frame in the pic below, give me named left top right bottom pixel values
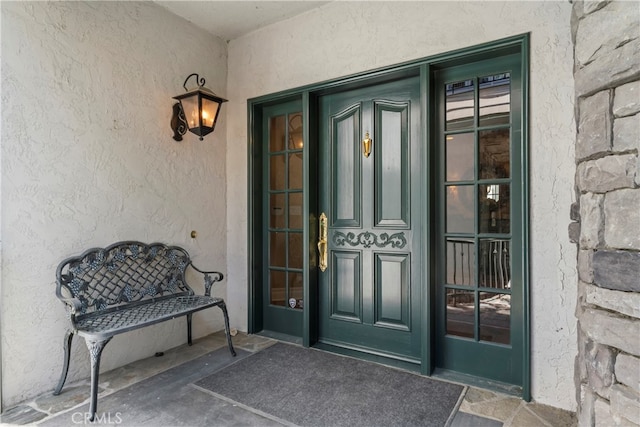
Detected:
left=248, top=33, right=530, bottom=399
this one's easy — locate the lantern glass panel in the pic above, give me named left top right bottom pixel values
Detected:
left=202, top=98, right=220, bottom=129
left=181, top=96, right=199, bottom=129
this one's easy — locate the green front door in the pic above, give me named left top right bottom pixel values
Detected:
left=317, top=77, right=422, bottom=363
left=434, top=53, right=526, bottom=388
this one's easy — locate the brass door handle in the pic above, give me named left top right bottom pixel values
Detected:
left=318, top=212, right=328, bottom=272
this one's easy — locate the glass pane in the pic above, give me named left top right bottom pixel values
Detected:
left=270, top=155, right=286, bottom=190
left=479, top=129, right=510, bottom=179
left=289, top=193, right=303, bottom=229
left=446, top=289, right=474, bottom=338
left=289, top=153, right=302, bottom=189
left=288, top=232, right=303, bottom=269
left=289, top=272, right=304, bottom=310
left=181, top=96, right=199, bottom=129
left=269, top=193, right=286, bottom=229
left=446, top=238, right=475, bottom=286
left=446, top=132, right=474, bottom=182
left=269, top=232, right=286, bottom=268
left=479, top=292, right=510, bottom=344
left=446, top=185, right=474, bottom=233
left=269, top=270, right=286, bottom=306
left=201, top=98, right=219, bottom=128
left=446, top=80, right=475, bottom=131
left=479, top=73, right=510, bottom=127
left=479, top=239, right=511, bottom=290
left=288, top=112, right=303, bottom=151
left=479, top=184, right=510, bottom=233
left=269, top=115, right=286, bottom=152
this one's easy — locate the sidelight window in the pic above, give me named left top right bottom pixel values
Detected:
left=443, top=72, right=512, bottom=345
left=267, top=112, right=304, bottom=310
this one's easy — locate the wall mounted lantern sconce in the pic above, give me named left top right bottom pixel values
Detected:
left=171, top=73, right=227, bottom=141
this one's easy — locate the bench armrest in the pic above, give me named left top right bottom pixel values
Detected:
left=58, top=296, right=84, bottom=319
left=188, top=263, right=224, bottom=297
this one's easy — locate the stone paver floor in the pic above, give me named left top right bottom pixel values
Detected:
left=1, top=331, right=576, bottom=426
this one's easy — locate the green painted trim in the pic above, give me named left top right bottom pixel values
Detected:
left=302, top=91, right=314, bottom=347
left=247, top=100, right=260, bottom=334
left=314, top=342, right=421, bottom=374
left=520, top=32, right=531, bottom=403
left=420, top=63, right=433, bottom=376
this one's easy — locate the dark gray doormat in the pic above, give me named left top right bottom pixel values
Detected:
left=194, top=343, right=464, bottom=427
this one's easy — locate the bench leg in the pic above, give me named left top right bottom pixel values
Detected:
left=218, top=302, right=236, bottom=357
left=187, top=313, right=193, bottom=346
left=53, top=330, right=74, bottom=395
left=85, top=337, right=112, bottom=422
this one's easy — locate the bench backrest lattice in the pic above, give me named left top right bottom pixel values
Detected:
left=56, top=241, right=197, bottom=318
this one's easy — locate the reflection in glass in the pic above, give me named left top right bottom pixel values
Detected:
left=270, top=155, right=286, bottom=190
left=269, top=193, right=286, bottom=229
left=288, top=232, right=303, bottom=269
left=269, top=232, right=286, bottom=267
left=446, top=185, right=474, bottom=233
left=479, top=292, right=510, bottom=344
left=446, top=239, right=476, bottom=286
left=446, top=289, right=474, bottom=338
left=446, top=133, right=474, bottom=182
left=446, top=80, right=475, bottom=131
left=269, top=115, right=286, bottom=152
left=479, top=184, right=510, bottom=233
left=289, top=193, right=303, bottom=229
left=479, top=240, right=511, bottom=289
left=479, top=129, right=510, bottom=179
left=288, top=112, right=303, bottom=151
left=289, top=272, right=304, bottom=310
left=269, top=270, right=286, bottom=306
left=289, top=153, right=302, bottom=189
left=479, top=73, right=510, bottom=127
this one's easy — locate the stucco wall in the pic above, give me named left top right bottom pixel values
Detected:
left=226, top=1, right=577, bottom=410
left=1, top=1, right=228, bottom=407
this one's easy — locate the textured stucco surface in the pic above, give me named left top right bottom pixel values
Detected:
left=226, top=1, right=577, bottom=410
left=1, top=1, right=228, bottom=407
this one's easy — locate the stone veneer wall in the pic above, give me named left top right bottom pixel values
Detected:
left=570, top=1, right=640, bottom=425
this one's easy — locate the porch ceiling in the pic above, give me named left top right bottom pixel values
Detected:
left=154, top=1, right=331, bottom=40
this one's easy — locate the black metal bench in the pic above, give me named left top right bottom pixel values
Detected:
left=53, top=241, right=236, bottom=421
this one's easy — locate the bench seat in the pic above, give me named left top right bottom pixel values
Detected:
left=75, top=295, right=224, bottom=338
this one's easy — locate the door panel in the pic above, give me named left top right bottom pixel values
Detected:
left=331, top=251, right=362, bottom=322
left=318, top=77, right=421, bottom=362
left=332, top=104, right=362, bottom=228
left=374, top=100, right=410, bottom=228
left=374, top=253, right=410, bottom=330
